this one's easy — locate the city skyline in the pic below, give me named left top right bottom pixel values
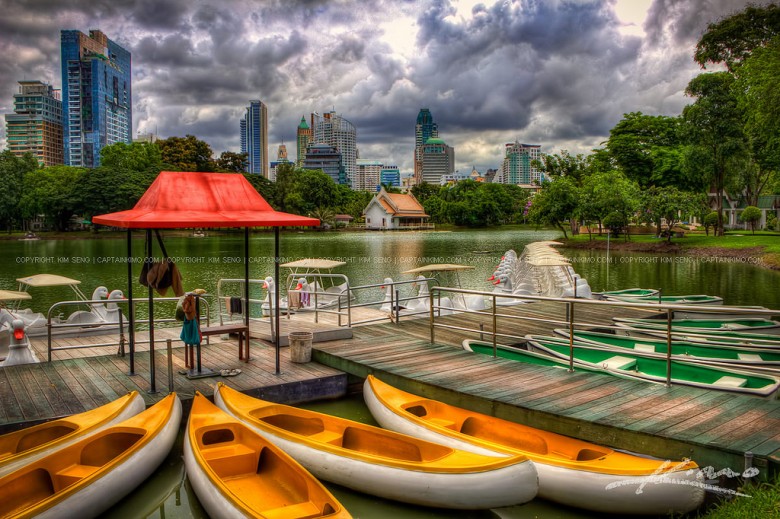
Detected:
left=0, top=0, right=771, bottom=173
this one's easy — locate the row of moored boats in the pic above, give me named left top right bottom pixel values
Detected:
left=0, top=377, right=709, bottom=517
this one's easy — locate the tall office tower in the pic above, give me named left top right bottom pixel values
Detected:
left=355, top=159, right=383, bottom=191
left=500, top=141, right=542, bottom=185
left=4, top=81, right=64, bottom=166
left=303, top=143, right=347, bottom=185
left=240, top=100, right=269, bottom=177
left=296, top=115, right=311, bottom=166
left=413, top=108, right=438, bottom=184
left=61, top=30, right=131, bottom=167
left=269, top=143, right=290, bottom=181
left=420, top=138, right=454, bottom=185
left=312, top=111, right=356, bottom=188
left=380, top=165, right=401, bottom=189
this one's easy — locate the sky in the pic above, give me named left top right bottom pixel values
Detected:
left=0, top=0, right=771, bottom=175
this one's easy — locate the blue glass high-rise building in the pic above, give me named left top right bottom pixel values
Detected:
left=240, top=100, right=269, bottom=177
left=60, top=30, right=131, bottom=167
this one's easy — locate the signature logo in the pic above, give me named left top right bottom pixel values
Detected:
left=605, top=459, right=756, bottom=497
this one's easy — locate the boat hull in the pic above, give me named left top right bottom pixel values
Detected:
left=0, top=393, right=181, bottom=519
left=363, top=376, right=705, bottom=515
left=213, top=383, right=538, bottom=510
left=0, top=391, right=146, bottom=478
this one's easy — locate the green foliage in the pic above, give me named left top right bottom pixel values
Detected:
left=704, top=211, right=720, bottom=235
left=20, top=166, right=86, bottom=231
left=156, top=135, right=215, bottom=172
left=683, top=72, right=747, bottom=235
left=766, top=215, right=777, bottom=231
left=100, top=142, right=164, bottom=173
left=607, top=112, right=685, bottom=189
left=527, top=176, right=579, bottom=238
left=0, top=151, right=38, bottom=231
left=739, top=205, right=762, bottom=234
left=579, top=170, right=640, bottom=239
left=410, top=182, right=439, bottom=204
left=694, top=3, right=780, bottom=72
left=416, top=181, right=529, bottom=227
left=533, top=150, right=591, bottom=184
left=641, top=187, right=705, bottom=242
left=215, top=151, right=248, bottom=172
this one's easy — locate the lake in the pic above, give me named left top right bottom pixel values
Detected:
left=4, top=228, right=779, bottom=517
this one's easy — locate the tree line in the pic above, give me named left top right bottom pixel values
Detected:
left=527, top=4, right=780, bottom=239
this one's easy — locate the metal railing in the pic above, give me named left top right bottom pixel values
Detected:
left=45, top=296, right=210, bottom=362
left=428, top=286, right=780, bottom=388
left=344, top=277, right=439, bottom=326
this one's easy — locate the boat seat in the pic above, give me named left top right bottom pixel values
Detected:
left=307, top=430, right=343, bottom=445
left=428, top=417, right=457, bottom=430
left=737, top=353, right=763, bottom=362
left=600, top=356, right=636, bottom=370
left=712, top=376, right=748, bottom=388
left=54, top=463, right=100, bottom=491
left=633, top=343, right=656, bottom=353
left=202, top=443, right=258, bottom=477
left=262, top=501, right=323, bottom=519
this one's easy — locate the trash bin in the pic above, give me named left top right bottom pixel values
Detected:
left=289, top=331, right=313, bottom=363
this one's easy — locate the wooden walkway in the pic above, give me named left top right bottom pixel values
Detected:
left=4, top=298, right=780, bottom=481
left=312, top=301, right=780, bottom=481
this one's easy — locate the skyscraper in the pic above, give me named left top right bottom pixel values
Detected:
left=4, top=80, right=63, bottom=166
left=240, top=100, right=268, bottom=177
left=414, top=108, right=438, bottom=184
left=312, top=111, right=356, bottom=187
left=500, top=141, right=542, bottom=185
left=303, top=143, right=346, bottom=185
left=421, top=138, right=454, bottom=185
left=296, top=115, right=311, bottom=167
left=60, top=30, right=131, bottom=167
left=355, top=159, right=383, bottom=191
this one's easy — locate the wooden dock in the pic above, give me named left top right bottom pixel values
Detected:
left=311, top=301, right=780, bottom=481
left=4, top=299, right=780, bottom=481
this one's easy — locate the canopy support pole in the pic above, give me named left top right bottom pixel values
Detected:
left=147, top=229, right=157, bottom=394
left=126, top=230, right=135, bottom=375
left=275, top=227, right=281, bottom=375
left=244, top=227, right=250, bottom=357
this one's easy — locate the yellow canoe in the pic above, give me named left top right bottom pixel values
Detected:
left=364, top=375, right=706, bottom=515
left=185, top=392, right=351, bottom=519
left=0, top=391, right=146, bottom=478
left=214, top=382, right=538, bottom=509
left=0, top=393, right=181, bottom=519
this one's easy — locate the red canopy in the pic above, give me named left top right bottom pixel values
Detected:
left=93, top=171, right=320, bottom=228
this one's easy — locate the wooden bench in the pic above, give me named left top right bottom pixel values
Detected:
left=184, top=323, right=250, bottom=367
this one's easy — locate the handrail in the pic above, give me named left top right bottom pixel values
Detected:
left=429, top=286, right=780, bottom=388
left=346, top=277, right=438, bottom=326
left=44, top=296, right=211, bottom=362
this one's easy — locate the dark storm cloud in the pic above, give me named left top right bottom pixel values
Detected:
left=0, top=0, right=771, bottom=172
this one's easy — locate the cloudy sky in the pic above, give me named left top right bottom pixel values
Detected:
left=0, top=0, right=769, bottom=174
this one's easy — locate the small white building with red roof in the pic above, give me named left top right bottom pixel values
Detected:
left=363, top=187, right=431, bottom=230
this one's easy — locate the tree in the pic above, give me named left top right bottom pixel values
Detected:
left=703, top=211, right=719, bottom=236
left=0, top=151, right=38, bottom=231
left=682, top=72, right=746, bottom=236
left=607, top=112, right=685, bottom=189
left=694, top=4, right=780, bottom=72
left=739, top=206, right=762, bottom=235
left=640, top=187, right=705, bottom=243
left=579, top=170, right=640, bottom=240
left=533, top=150, right=591, bottom=184
left=410, top=182, right=439, bottom=204
left=215, top=151, right=248, bottom=172
left=100, top=142, right=164, bottom=173
left=527, top=177, right=579, bottom=239
left=156, top=135, right=215, bottom=172
left=20, top=166, right=86, bottom=231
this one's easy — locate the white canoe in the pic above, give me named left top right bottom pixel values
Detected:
left=0, top=391, right=146, bottom=478
left=364, top=375, right=705, bottom=516
left=214, top=382, right=538, bottom=510
left=0, top=393, right=181, bottom=519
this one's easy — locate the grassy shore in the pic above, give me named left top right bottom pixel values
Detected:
left=561, top=231, right=780, bottom=270
left=696, top=479, right=780, bottom=518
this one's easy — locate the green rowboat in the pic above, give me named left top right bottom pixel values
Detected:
left=556, top=329, right=780, bottom=373
left=604, top=294, right=723, bottom=305
left=525, top=335, right=780, bottom=398
left=613, top=317, right=780, bottom=337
